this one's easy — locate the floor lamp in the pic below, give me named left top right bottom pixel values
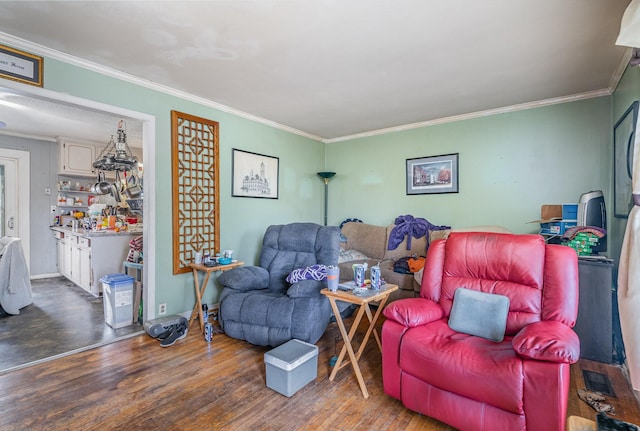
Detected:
left=317, top=172, right=336, bottom=226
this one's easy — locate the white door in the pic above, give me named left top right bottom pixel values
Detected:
left=0, top=149, right=30, bottom=269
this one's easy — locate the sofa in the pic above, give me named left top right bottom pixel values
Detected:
left=382, top=232, right=580, bottom=431
left=338, top=221, right=430, bottom=302
left=339, top=221, right=511, bottom=302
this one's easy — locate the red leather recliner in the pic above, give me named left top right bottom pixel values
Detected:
left=382, top=232, right=580, bottom=431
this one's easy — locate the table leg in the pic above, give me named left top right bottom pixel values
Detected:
left=327, top=297, right=370, bottom=399
left=187, top=269, right=212, bottom=333
left=359, top=295, right=389, bottom=355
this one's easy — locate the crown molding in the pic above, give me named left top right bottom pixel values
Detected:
left=0, top=32, right=620, bottom=146
left=0, top=129, right=57, bottom=142
left=609, top=48, right=634, bottom=94
left=0, top=32, right=325, bottom=143
left=324, top=89, right=611, bottom=144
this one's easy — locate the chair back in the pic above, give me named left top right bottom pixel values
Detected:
left=260, top=223, right=340, bottom=293
left=420, top=231, right=578, bottom=335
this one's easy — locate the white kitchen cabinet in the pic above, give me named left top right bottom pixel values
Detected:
left=63, top=236, right=73, bottom=279
left=58, top=139, right=96, bottom=176
left=79, top=247, right=92, bottom=291
left=55, top=232, right=65, bottom=275
left=52, top=228, right=136, bottom=296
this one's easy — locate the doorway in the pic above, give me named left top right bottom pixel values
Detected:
left=0, top=81, right=156, bottom=322
left=0, top=148, right=30, bottom=267
left=0, top=81, right=156, bottom=370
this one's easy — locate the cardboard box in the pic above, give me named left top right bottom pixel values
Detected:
left=530, top=203, right=578, bottom=236
left=540, top=221, right=577, bottom=236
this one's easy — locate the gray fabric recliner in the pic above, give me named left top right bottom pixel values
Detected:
left=218, top=222, right=340, bottom=347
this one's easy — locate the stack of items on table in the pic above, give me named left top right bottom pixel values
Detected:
left=562, top=226, right=606, bottom=256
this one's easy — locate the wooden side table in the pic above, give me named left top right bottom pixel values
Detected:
left=188, top=261, right=244, bottom=334
left=321, top=284, right=398, bottom=399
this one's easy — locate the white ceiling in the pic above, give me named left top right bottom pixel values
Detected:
left=0, top=0, right=633, bottom=145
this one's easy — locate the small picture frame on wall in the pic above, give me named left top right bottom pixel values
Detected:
left=614, top=101, right=639, bottom=218
left=0, top=44, right=43, bottom=87
left=406, top=153, right=459, bottom=195
left=232, top=148, right=279, bottom=199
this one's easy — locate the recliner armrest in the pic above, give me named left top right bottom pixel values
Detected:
left=512, top=320, right=580, bottom=364
left=383, top=298, right=444, bottom=327
left=287, top=280, right=325, bottom=298
left=218, top=266, right=270, bottom=291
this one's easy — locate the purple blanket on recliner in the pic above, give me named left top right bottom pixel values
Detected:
left=388, top=215, right=450, bottom=251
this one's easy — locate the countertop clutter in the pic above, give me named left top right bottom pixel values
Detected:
left=53, top=202, right=142, bottom=235
left=51, top=225, right=142, bottom=237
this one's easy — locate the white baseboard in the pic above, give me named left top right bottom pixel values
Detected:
left=30, top=272, right=62, bottom=280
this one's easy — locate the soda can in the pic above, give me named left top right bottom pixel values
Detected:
left=370, top=265, right=381, bottom=290
left=204, top=322, right=213, bottom=342
left=354, top=264, right=366, bottom=287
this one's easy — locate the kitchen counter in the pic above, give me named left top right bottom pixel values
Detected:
left=51, top=226, right=143, bottom=237
left=51, top=226, right=142, bottom=296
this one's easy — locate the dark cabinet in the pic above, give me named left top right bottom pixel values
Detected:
left=573, top=258, right=614, bottom=363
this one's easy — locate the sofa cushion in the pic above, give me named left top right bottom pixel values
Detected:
left=448, top=287, right=510, bottom=342
left=401, top=320, right=524, bottom=415
left=341, top=222, right=387, bottom=260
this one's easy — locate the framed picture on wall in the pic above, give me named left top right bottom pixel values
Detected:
left=406, top=153, right=459, bottom=195
left=0, top=44, right=43, bottom=87
left=232, top=148, right=279, bottom=199
left=614, top=101, right=639, bottom=218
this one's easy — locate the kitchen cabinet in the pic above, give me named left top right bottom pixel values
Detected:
left=52, top=227, right=137, bottom=296
left=58, top=139, right=96, bottom=176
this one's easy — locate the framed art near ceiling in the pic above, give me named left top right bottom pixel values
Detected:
left=0, top=44, right=43, bottom=87
left=232, top=149, right=279, bottom=199
left=614, top=101, right=639, bottom=218
left=406, top=153, right=459, bottom=195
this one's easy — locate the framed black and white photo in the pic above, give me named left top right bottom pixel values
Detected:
left=614, top=101, right=638, bottom=218
left=0, top=44, right=43, bottom=87
left=232, top=149, right=279, bottom=199
left=406, top=153, right=459, bottom=195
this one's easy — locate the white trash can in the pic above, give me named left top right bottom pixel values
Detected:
left=100, top=274, right=135, bottom=329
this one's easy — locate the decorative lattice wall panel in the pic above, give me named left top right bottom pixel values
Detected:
left=171, top=111, right=220, bottom=274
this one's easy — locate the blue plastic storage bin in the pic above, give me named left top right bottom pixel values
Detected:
left=101, top=274, right=135, bottom=329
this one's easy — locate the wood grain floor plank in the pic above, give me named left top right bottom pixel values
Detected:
left=0, top=317, right=638, bottom=430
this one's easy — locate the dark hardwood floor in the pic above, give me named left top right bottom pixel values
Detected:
left=0, top=315, right=638, bottom=430
left=0, top=276, right=142, bottom=373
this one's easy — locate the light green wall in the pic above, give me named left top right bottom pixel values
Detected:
left=38, top=54, right=629, bottom=316
left=42, top=58, right=326, bottom=316
left=611, top=66, right=640, bottom=270
left=327, top=97, right=612, bottom=234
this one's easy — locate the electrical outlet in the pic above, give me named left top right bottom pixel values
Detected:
left=50, top=205, right=57, bottom=214
left=158, top=303, right=167, bottom=316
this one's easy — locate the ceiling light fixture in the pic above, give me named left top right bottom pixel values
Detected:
left=93, top=119, right=138, bottom=172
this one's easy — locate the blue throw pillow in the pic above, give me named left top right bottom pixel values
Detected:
left=448, top=287, right=510, bottom=342
left=286, top=264, right=327, bottom=284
